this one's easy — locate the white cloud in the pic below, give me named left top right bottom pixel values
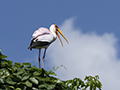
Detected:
left=47, top=17, right=120, bottom=90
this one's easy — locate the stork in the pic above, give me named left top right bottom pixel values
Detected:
left=28, top=24, right=69, bottom=68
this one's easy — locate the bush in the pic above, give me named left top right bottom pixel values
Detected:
left=0, top=49, right=102, bottom=90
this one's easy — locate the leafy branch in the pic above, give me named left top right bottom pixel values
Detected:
left=0, top=49, right=102, bottom=90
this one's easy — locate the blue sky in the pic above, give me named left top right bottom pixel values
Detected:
left=1, top=1, right=120, bottom=89
left=1, top=0, right=120, bottom=61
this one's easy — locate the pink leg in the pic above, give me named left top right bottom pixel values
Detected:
left=42, top=48, right=47, bottom=68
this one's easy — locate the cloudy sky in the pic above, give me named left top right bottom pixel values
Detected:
left=1, top=1, right=120, bottom=90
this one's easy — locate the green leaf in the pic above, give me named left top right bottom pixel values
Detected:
left=17, top=69, right=24, bottom=75
left=25, top=67, right=32, bottom=71
left=46, top=84, right=55, bottom=90
left=36, top=77, right=52, bottom=82
left=38, top=84, right=46, bottom=89
left=65, top=80, right=72, bottom=86
left=29, top=77, right=38, bottom=85
left=0, top=55, right=8, bottom=58
left=84, top=75, right=102, bottom=90
left=8, top=60, right=13, bottom=65
left=6, top=77, right=16, bottom=85
left=39, top=83, right=55, bottom=90
left=31, top=65, right=39, bottom=71
left=21, top=74, right=30, bottom=81
left=22, top=62, right=31, bottom=66
left=0, top=49, right=8, bottom=59
left=48, top=70, right=56, bottom=76
left=0, top=68, right=10, bottom=77
left=9, top=86, right=15, bottom=89
left=15, top=88, right=22, bottom=90
left=0, top=78, right=4, bottom=84
left=95, top=75, right=99, bottom=79
left=32, top=87, right=39, bottom=90
left=52, top=67, right=55, bottom=69
left=52, top=65, right=66, bottom=71
left=15, top=62, right=21, bottom=67
left=12, top=73, right=21, bottom=79
left=33, top=71, right=41, bottom=76
left=25, top=80, right=32, bottom=87
left=11, top=65, right=18, bottom=71
left=2, top=60, right=12, bottom=67
left=23, top=86, right=27, bottom=90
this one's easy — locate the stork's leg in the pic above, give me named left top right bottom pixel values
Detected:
left=42, top=48, right=47, bottom=68
left=38, top=49, right=41, bottom=69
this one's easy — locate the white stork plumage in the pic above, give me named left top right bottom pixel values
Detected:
left=28, top=24, right=69, bottom=68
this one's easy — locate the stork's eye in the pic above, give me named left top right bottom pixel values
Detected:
left=55, top=25, right=58, bottom=29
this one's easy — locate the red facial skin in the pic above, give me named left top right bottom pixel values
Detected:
left=54, top=24, right=59, bottom=33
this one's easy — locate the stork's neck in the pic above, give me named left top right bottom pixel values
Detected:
left=49, top=24, right=57, bottom=42
left=50, top=30, right=57, bottom=41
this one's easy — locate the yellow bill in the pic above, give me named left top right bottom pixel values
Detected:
left=56, top=28, right=69, bottom=47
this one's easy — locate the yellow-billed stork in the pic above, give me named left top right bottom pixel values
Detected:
left=28, top=24, right=69, bottom=68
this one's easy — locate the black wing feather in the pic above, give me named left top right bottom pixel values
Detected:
left=28, top=39, right=50, bottom=50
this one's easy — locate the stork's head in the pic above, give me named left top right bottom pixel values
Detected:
left=50, top=24, right=69, bottom=46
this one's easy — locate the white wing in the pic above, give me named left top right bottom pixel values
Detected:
left=32, top=27, right=54, bottom=43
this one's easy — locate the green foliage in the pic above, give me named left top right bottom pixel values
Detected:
left=0, top=49, right=102, bottom=90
